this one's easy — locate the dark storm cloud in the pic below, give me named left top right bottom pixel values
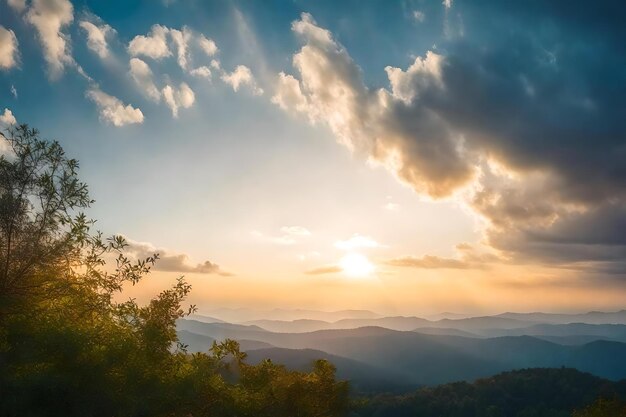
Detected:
left=275, top=2, right=626, bottom=274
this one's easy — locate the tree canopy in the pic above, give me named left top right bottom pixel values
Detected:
left=0, top=125, right=350, bottom=417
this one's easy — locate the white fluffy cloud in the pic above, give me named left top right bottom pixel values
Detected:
left=274, top=13, right=470, bottom=198
left=197, top=34, right=218, bottom=57
left=271, top=72, right=308, bottom=113
left=221, top=65, right=263, bottom=95
left=170, top=26, right=192, bottom=70
left=25, top=0, right=75, bottom=78
left=190, top=66, right=212, bottom=79
left=128, top=24, right=171, bottom=60
left=7, top=0, right=26, bottom=13
left=129, top=57, right=161, bottom=101
left=161, top=82, right=195, bottom=118
left=384, top=50, right=444, bottom=104
left=79, top=18, right=115, bottom=59
left=86, top=87, right=144, bottom=126
left=0, top=108, right=17, bottom=127
left=0, top=108, right=17, bottom=155
left=0, top=26, right=19, bottom=70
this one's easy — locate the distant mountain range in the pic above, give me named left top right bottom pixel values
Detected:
left=176, top=309, right=626, bottom=388
left=177, top=319, right=626, bottom=386
left=196, top=308, right=381, bottom=323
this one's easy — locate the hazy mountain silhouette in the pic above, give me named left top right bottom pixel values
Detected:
left=245, top=347, right=413, bottom=393
left=178, top=320, right=626, bottom=385
left=496, top=310, right=626, bottom=325
left=482, top=323, right=626, bottom=341
left=412, top=327, right=480, bottom=337
left=201, top=308, right=381, bottom=323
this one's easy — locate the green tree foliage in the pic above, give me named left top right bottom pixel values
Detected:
left=0, top=125, right=350, bottom=417
left=353, top=368, right=626, bottom=417
left=573, top=397, right=626, bottom=417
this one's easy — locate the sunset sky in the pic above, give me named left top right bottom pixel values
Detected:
left=1, top=0, right=625, bottom=315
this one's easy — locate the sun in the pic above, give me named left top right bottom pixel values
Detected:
left=339, top=252, right=375, bottom=278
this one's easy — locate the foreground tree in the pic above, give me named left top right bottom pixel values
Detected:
left=0, top=125, right=349, bottom=417
left=573, top=398, right=626, bottom=417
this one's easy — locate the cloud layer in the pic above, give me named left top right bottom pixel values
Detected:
left=274, top=10, right=626, bottom=276
left=0, top=26, right=19, bottom=70
left=125, top=237, right=232, bottom=276
left=86, top=87, right=144, bottom=126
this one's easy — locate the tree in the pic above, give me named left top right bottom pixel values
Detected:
left=573, top=398, right=626, bottom=417
left=0, top=124, right=350, bottom=417
left=0, top=125, right=92, bottom=311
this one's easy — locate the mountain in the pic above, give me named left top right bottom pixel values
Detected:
left=424, top=312, right=472, bottom=321
left=177, top=330, right=274, bottom=353
left=482, top=323, right=626, bottom=342
left=413, top=327, right=480, bottom=338
left=200, top=308, right=381, bottom=323
left=177, top=320, right=626, bottom=385
left=187, top=314, right=226, bottom=323
left=430, top=316, right=537, bottom=333
left=242, top=319, right=332, bottom=333
left=245, top=347, right=413, bottom=393
left=354, top=368, right=626, bottom=417
left=242, top=315, right=534, bottom=334
left=497, top=310, right=626, bottom=325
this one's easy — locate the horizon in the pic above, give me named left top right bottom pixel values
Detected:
left=2, top=0, right=626, bottom=316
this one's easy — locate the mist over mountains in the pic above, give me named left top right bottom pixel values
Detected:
left=178, top=309, right=626, bottom=391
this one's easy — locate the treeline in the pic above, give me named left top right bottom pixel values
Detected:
left=353, top=368, right=626, bottom=417
left=0, top=125, right=349, bottom=417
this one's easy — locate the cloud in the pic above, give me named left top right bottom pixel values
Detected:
left=128, top=24, right=171, bottom=60
left=384, top=202, right=400, bottom=211
left=0, top=108, right=17, bottom=127
left=0, top=26, right=19, bottom=70
left=86, top=87, right=144, bottom=126
left=443, top=0, right=453, bottom=9
left=129, top=58, right=161, bottom=101
left=79, top=17, right=115, bottom=59
left=197, top=34, right=218, bottom=57
left=251, top=230, right=296, bottom=246
left=280, top=226, right=311, bottom=237
left=221, top=65, right=263, bottom=95
left=251, top=227, right=310, bottom=245
left=161, top=82, right=195, bottom=118
left=190, top=66, right=211, bottom=80
left=274, top=13, right=472, bottom=198
left=170, top=26, right=192, bottom=70
left=125, top=237, right=232, bottom=276
left=387, top=255, right=471, bottom=269
left=25, top=0, right=75, bottom=78
left=305, top=265, right=342, bottom=275
left=334, top=234, right=381, bottom=251
left=7, top=0, right=26, bottom=12
left=10, top=85, right=17, bottom=98
left=413, top=10, right=425, bottom=22
left=271, top=72, right=308, bottom=113
left=276, top=10, right=626, bottom=276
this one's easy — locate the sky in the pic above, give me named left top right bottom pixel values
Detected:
left=1, top=0, right=625, bottom=316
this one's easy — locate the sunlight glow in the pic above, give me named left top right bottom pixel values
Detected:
left=339, top=252, right=375, bottom=277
